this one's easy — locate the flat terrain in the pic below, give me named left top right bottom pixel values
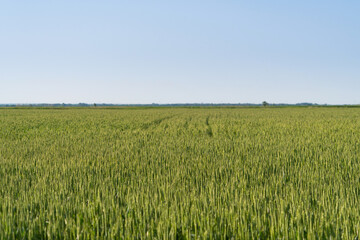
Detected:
left=1, top=107, right=360, bottom=239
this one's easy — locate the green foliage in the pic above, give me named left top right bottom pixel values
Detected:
left=1, top=107, right=360, bottom=239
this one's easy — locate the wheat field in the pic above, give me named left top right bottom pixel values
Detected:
left=1, top=107, right=360, bottom=239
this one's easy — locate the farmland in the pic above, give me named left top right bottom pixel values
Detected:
left=0, top=107, right=360, bottom=239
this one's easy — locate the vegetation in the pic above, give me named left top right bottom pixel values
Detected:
left=1, top=107, right=360, bottom=239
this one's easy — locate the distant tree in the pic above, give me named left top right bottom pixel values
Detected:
left=94, top=103, right=97, bottom=107
left=262, top=101, right=269, bottom=107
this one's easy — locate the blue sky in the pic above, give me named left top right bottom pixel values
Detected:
left=1, top=1, right=359, bottom=104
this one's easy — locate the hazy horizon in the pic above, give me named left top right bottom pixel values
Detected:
left=1, top=1, right=359, bottom=105
left=0, top=102, right=355, bottom=106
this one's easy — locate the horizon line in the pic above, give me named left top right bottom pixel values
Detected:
left=1, top=102, right=359, bottom=106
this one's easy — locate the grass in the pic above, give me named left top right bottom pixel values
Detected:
left=0, top=107, right=360, bottom=239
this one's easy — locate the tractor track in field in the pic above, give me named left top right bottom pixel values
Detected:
left=141, top=115, right=177, bottom=130
left=205, top=116, right=213, bottom=137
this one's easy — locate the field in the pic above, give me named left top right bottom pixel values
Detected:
left=1, top=107, right=360, bottom=239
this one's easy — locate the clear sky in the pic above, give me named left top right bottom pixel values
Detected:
left=1, top=1, right=359, bottom=104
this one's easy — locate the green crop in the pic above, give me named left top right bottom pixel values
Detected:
left=0, top=107, right=360, bottom=239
